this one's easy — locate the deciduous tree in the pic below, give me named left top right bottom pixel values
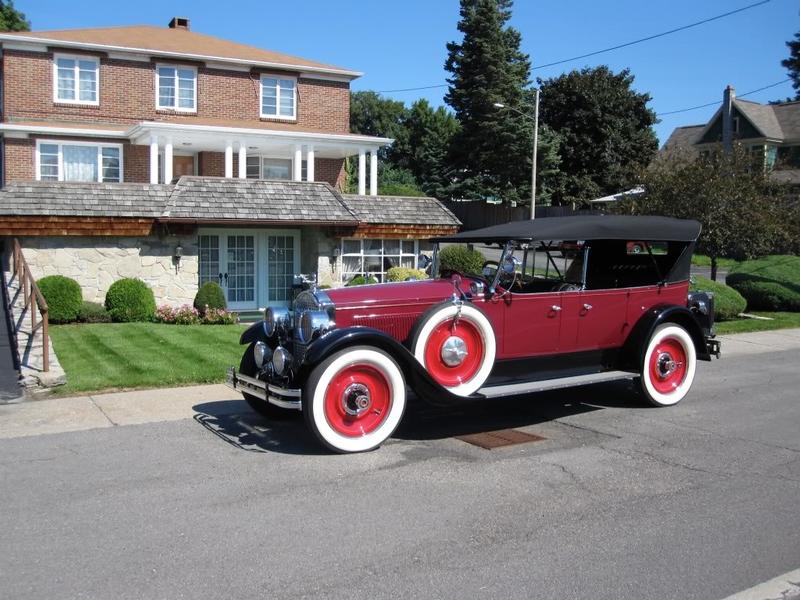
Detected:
left=0, top=0, right=29, bottom=31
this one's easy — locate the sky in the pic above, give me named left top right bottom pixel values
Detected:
left=16, top=0, right=799, bottom=144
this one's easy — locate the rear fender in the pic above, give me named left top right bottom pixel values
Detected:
left=622, top=304, right=710, bottom=369
left=297, top=327, right=473, bottom=407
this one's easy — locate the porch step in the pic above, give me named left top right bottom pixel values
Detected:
left=236, top=310, right=264, bottom=324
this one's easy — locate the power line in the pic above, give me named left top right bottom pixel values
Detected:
left=656, top=78, right=791, bottom=116
left=375, top=0, right=772, bottom=94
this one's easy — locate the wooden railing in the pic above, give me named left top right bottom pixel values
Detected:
left=11, top=238, right=49, bottom=372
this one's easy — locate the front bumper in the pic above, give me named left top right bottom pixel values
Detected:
left=225, top=367, right=302, bottom=411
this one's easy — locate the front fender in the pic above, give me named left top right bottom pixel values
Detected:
left=239, top=320, right=269, bottom=345
left=622, top=304, right=710, bottom=369
left=297, top=326, right=476, bottom=407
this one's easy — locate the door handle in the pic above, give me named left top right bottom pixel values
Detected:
left=551, top=305, right=562, bottom=312
left=218, top=273, right=223, bottom=285
left=224, top=273, right=229, bottom=285
left=583, top=303, right=593, bottom=310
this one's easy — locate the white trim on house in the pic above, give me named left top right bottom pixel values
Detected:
left=259, top=74, right=297, bottom=121
left=0, top=33, right=363, bottom=79
left=35, top=139, right=124, bottom=183
left=52, top=53, right=100, bottom=106
left=155, top=63, right=198, bottom=113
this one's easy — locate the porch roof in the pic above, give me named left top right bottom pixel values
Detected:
left=341, top=194, right=461, bottom=227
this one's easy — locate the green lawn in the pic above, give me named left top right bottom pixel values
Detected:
left=50, top=322, right=244, bottom=395
left=715, top=312, right=800, bottom=335
left=691, top=254, right=740, bottom=270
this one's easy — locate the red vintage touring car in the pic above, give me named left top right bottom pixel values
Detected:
left=227, top=215, right=720, bottom=453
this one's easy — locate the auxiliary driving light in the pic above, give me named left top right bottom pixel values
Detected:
left=272, top=346, right=293, bottom=375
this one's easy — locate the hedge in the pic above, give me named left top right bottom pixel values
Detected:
left=37, top=275, right=82, bottom=323
left=689, top=276, right=746, bottom=321
left=438, top=245, right=485, bottom=276
left=77, top=301, right=111, bottom=323
left=386, top=267, right=428, bottom=282
left=346, top=275, right=379, bottom=286
left=104, top=278, right=156, bottom=322
left=726, top=255, right=800, bottom=312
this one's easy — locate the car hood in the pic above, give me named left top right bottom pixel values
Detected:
left=325, top=279, right=460, bottom=311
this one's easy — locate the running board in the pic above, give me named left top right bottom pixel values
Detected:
left=477, top=370, right=636, bottom=399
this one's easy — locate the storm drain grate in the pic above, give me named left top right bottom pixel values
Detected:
left=456, top=429, right=546, bottom=449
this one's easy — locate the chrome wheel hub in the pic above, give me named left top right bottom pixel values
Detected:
left=342, top=383, right=371, bottom=416
left=656, top=352, right=681, bottom=379
left=441, top=335, right=469, bottom=367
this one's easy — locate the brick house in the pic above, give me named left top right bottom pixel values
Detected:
left=0, top=18, right=459, bottom=311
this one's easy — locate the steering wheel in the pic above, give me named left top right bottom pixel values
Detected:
left=555, top=282, right=581, bottom=292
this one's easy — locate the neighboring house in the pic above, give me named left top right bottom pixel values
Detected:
left=662, top=85, right=800, bottom=184
left=0, top=18, right=459, bottom=311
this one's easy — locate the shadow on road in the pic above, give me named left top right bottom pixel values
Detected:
left=192, top=379, right=646, bottom=455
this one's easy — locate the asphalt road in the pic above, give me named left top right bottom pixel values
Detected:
left=1, top=349, right=799, bottom=599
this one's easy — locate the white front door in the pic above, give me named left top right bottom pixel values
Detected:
left=198, top=229, right=300, bottom=310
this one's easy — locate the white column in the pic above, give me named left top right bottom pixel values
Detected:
left=306, top=145, right=315, bottom=182
left=238, top=142, right=247, bottom=179
left=293, top=145, right=302, bottom=181
left=224, top=141, right=233, bottom=178
left=163, top=138, right=173, bottom=184
left=369, top=149, right=378, bottom=196
left=149, top=136, right=159, bottom=184
left=357, top=148, right=366, bottom=195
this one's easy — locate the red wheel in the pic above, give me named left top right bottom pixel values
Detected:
left=640, top=324, right=697, bottom=406
left=304, top=347, right=406, bottom=453
left=412, top=303, right=496, bottom=396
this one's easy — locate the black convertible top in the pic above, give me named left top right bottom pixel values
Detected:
left=431, top=215, right=702, bottom=244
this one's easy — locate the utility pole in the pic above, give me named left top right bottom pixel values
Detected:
left=494, top=89, right=540, bottom=220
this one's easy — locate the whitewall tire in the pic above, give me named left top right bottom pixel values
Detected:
left=411, top=303, right=496, bottom=396
left=640, top=324, right=697, bottom=407
left=303, top=346, right=406, bottom=453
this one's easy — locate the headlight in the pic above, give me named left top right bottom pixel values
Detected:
left=299, top=310, right=334, bottom=344
left=264, top=306, right=291, bottom=336
left=253, top=341, right=268, bottom=368
left=272, top=346, right=292, bottom=375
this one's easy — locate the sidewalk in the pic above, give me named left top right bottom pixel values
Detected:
left=1, top=328, right=799, bottom=440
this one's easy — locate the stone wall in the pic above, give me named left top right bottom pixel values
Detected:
left=18, top=234, right=199, bottom=306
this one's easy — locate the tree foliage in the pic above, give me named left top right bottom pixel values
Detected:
left=538, top=66, right=658, bottom=206
left=782, top=31, right=800, bottom=100
left=444, top=0, right=541, bottom=204
left=0, top=0, right=29, bottom=31
left=618, top=145, right=787, bottom=280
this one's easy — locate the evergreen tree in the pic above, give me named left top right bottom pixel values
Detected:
left=0, top=0, right=29, bottom=31
left=782, top=31, right=800, bottom=100
left=537, top=66, right=658, bottom=205
left=444, top=0, right=535, bottom=204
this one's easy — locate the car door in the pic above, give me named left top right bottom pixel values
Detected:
left=501, top=290, right=563, bottom=358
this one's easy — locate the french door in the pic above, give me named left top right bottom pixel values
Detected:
left=198, top=229, right=300, bottom=310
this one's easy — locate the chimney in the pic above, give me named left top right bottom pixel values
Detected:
left=722, top=85, right=735, bottom=151
left=168, top=17, right=190, bottom=30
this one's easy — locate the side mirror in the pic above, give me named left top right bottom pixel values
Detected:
left=502, top=255, right=521, bottom=274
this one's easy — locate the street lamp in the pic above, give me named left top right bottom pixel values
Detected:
left=494, top=89, right=540, bottom=220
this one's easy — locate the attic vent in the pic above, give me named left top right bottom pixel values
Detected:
left=168, top=17, right=190, bottom=30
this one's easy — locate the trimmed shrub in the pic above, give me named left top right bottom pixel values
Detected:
left=726, top=255, right=800, bottom=312
left=37, top=275, right=82, bottom=323
left=193, top=281, right=226, bottom=314
left=105, top=278, right=156, bottom=322
left=386, top=267, right=428, bottom=282
left=77, top=301, right=111, bottom=323
left=690, top=276, right=747, bottom=321
left=346, top=275, right=379, bottom=286
left=438, top=245, right=485, bottom=276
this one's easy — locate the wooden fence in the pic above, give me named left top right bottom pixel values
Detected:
left=441, top=201, right=599, bottom=231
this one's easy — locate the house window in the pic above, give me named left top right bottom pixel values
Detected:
left=157, top=65, right=197, bottom=111
left=245, top=156, right=305, bottom=180
left=260, top=75, right=296, bottom=119
left=341, top=238, right=418, bottom=283
left=54, top=55, right=99, bottom=105
left=36, top=141, right=123, bottom=183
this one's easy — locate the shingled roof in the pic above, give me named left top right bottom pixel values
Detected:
left=340, top=194, right=461, bottom=226
left=0, top=25, right=358, bottom=77
left=164, top=177, right=358, bottom=225
left=0, top=181, right=172, bottom=218
left=0, top=178, right=461, bottom=230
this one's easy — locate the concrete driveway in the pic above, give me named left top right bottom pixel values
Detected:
left=1, top=329, right=799, bottom=600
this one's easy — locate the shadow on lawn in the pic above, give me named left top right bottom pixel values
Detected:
left=192, top=379, right=645, bottom=455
